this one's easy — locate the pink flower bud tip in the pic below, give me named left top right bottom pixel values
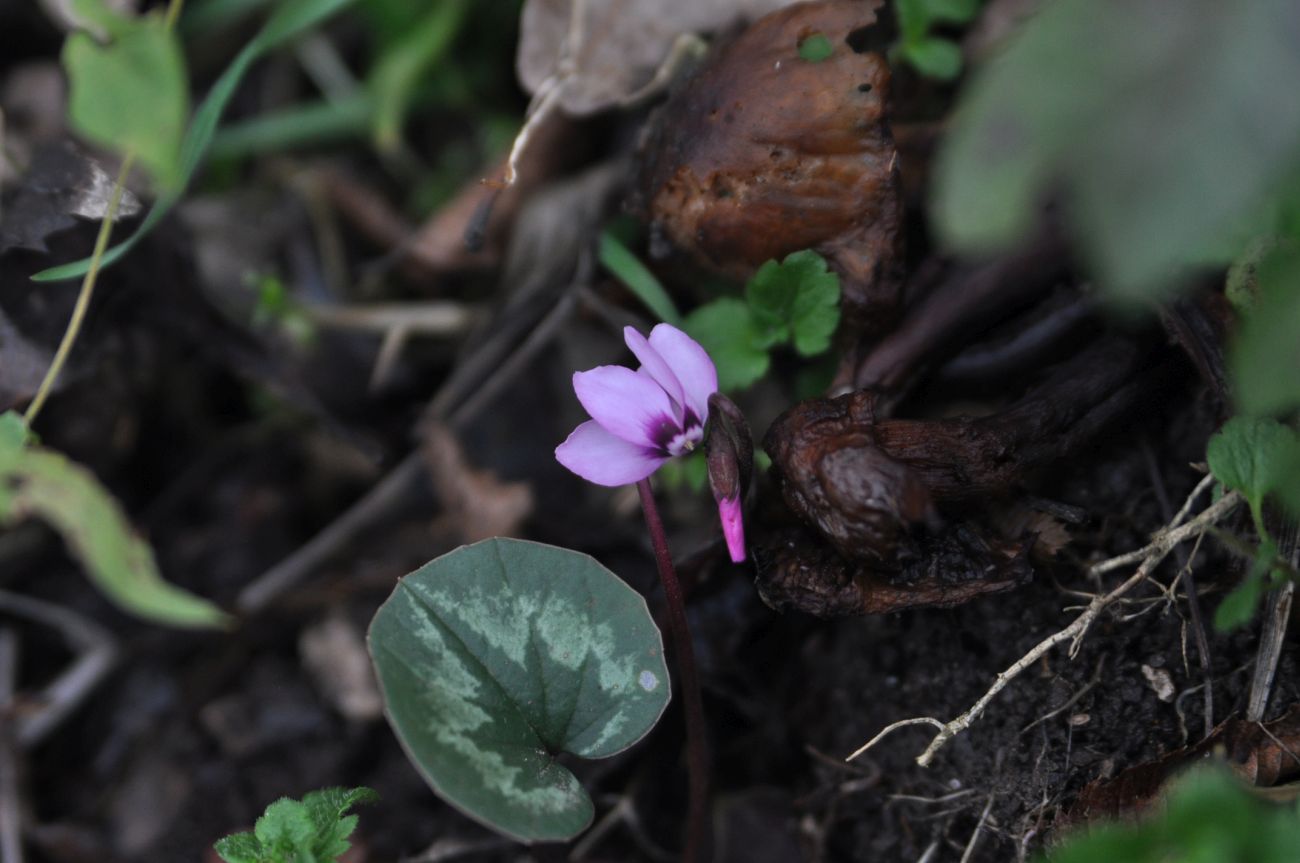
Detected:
left=717, top=495, right=746, bottom=563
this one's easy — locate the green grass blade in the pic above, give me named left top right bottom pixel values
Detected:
left=598, top=230, right=682, bottom=327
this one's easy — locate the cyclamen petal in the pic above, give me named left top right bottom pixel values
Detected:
left=716, top=495, right=746, bottom=563
left=624, top=326, right=685, bottom=423
left=648, top=324, right=718, bottom=424
left=556, top=421, right=668, bottom=487
left=573, top=365, right=679, bottom=449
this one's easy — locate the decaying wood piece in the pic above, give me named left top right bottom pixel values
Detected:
left=640, top=0, right=903, bottom=332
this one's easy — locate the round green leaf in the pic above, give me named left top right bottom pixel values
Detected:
left=367, top=538, right=670, bottom=842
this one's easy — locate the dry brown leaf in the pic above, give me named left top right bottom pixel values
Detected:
left=516, top=0, right=800, bottom=115
left=1066, top=704, right=1300, bottom=826
left=421, top=424, right=534, bottom=544
left=298, top=613, right=383, bottom=723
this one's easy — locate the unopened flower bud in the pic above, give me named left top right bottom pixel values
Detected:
left=704, top=392, right=753, bottom=562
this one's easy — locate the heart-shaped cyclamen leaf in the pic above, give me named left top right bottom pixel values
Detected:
left=367, top=538, right=670, bottom=842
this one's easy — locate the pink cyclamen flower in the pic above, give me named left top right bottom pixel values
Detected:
left=556, top=323, right=746, bottom=562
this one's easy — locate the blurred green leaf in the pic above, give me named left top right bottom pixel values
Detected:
left=1045, top=766, right=1300, bottom=863
left=67, top=0, right=136, bottom=37
left=895, top=0, right=930, bottom=41
left=685, top=298, right=770, bottom=391
left=895, top=0, right=978, bottom=78
left=0, top=443, right=229, bottom=628
left=214, top=786, right=377, bottom=863
left=63, top=12, right=188, bottom=190
left=656, top=450, right=709, bottom=494
left=934, top=0, right=1300, bottom=300
left=920, top=0, right=981, bottom=22
left=1214, top=544, right=1274, bottom=632
left=746, top=250, right=841, bottom=357
left=0, top=411, right=27, bottom=454
left=367, top=539, right=669, bottom=842
left=182, top=0, right=274, bottom=35
left=369, top=0, right=468, bottom=151
left=599, top=230, right=683, bottom=327
left=209, top=92, right=374, bottom=159
left=34, top=0, right=360, bottom=283
left=900, top=37, right=962, bottom=80
left=1231, top=246, right=1300, bottom=417
left=797, top=32, right=834, bottom=62
left=252, top=0, right=356, bottom=50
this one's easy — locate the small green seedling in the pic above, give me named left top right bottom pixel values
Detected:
left=367, top=539, right=670, bottom=842
left=214, top=786, right=377, bottom=863
left=685, top=250, right=841, bottom=390
left=1206, top=416, right=1300, bottom=630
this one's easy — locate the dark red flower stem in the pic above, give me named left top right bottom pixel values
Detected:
left=637, top=478, right=710, bottom=863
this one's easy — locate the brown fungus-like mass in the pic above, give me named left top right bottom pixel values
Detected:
left=640, top=0, right=902, bottom=331
left=757, top=334, right=1177, bottom=616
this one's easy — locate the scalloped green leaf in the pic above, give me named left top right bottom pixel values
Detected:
left=745, top=250, right=841, bottom=357
left=684, top=297, right=770, bottom=391
left=367, top=538, right=670, bottom=842
left=1206, top=416, right=1300, bottom=522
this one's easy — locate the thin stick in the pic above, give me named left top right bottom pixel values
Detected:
left=0, top=591, right=117, bottom=748
left=0, top=629, right=23, bottom=863
left=845, top=717, right=944, bottom=762
left=1142, top=451, right=1214, bottom=736
left=959, top=793, right=996, bottom=863
left=22, top=156, right=133, bottom=428
left=1089, top=475, right=1215, bottom=576
left=237, top=291, right=577, bottom=613
left=1019, top=654, right=1105, bottom=734
left=164, top=0, right=186, bottom=29
left=25, top=0, right=186, bottom=428
left=308, top=301, right=477, bottom=335
left=637, top=479, right=710, bottom=863
left=846, top=488, right=1241, bottom=768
